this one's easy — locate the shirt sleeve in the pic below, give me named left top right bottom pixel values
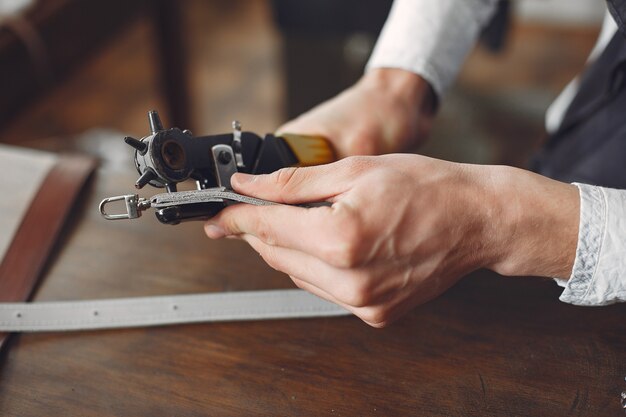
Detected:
left=366, top=0, right=499, bottom=97
left=555, top=183, right=626, bottom=306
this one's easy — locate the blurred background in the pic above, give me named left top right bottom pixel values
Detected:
left=0, top=0, right=607, bottom=167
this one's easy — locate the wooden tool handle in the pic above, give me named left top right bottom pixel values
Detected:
left=278, top=133, right=336, bottom=166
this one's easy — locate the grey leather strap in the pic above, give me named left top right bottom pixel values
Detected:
left=150, top=188, right=277, bottom=208
left=0, top=290, right=349, bottom=332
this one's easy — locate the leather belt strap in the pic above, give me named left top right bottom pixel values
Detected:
left=150, top=188, right=277, bottom=207
left=0, top=290, right=348, bottom=332
left=0, top=154, right=96, bottom=348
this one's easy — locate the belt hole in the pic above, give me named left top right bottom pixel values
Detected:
left=93, top=310, right=99, bottom=316
left=15, top=312, right=22, bottom=318
left=172, top=305, right=179, bottom=311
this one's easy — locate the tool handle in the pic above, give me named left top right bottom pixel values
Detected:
left=278, top=133, right=336, bottom=166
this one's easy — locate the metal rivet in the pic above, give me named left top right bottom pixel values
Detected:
left=93, top=310, right=99, bottom=316
left=15, top=312, right=21, bottom=318
left=172, top=305, right=178, bottom=311
left=217, top=150, right=232, bottom=165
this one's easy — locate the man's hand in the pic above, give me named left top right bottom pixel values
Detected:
left=277, top=69, right=437, bottom=158
left=205, top=155, right=579, bottom=327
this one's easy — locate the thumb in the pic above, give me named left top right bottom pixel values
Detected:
left=231, top=162, right=353, bottom=204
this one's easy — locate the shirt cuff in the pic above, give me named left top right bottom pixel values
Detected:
left=558, top=183, right=626, bottom=306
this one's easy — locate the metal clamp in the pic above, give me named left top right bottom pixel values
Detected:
left=99, top=194, right=151, bottom=220
left=232, top=120, right=245, bottom=168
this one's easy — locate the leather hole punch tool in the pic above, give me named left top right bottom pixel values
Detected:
left=100, top=110, right=335, bottom=225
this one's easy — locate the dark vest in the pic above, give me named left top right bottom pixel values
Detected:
left=530, top=0, right=626, bottom=188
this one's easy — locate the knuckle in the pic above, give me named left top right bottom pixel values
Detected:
left=335, top=272, right=374, bottom=308
left=258, top=245, right=281, bottom=272
left=340, top=155, right=370, bottom=171
left=367, top=320, right=390, bottom=329
left=342, top=285, right=371, bottom=308
left=220, top=214, right=239, bottom=235
left=340, top=155, right=360, bottom=167
left=321, top=212, right=366, bottom=268
left=359, top=307, right=390, bottom=328
left=252, top=212, right=276, bottom=245
left=338, top=244, right=362, bottom=269
left=323, top=242, right=360, bottom=269
left=272, top=167, right=301, bottom=192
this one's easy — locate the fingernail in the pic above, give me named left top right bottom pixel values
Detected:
left=205, top=223, right=226, bottom=239
left=233, top=173, right=254, bottom=186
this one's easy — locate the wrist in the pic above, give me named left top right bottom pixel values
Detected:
left=361, top=68, right=437, bottom=116
left=482, top=166, right=580, bottom=279
left=359, top=68, right=437, bottom=153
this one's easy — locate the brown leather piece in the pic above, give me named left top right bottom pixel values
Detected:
left=0, top=154, right=96, bottom=351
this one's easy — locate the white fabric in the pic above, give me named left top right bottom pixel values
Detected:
left=555, top=184, right=626, bottom=306
left=0, top=290, right=350, bottom=332
left=366, top=0, right=499, bottom=97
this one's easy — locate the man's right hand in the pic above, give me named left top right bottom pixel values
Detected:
left=205, top=155, right=580, bottom=327
left=277, top=68, right=437, bottom=158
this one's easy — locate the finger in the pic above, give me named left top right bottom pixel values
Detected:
left=230, top=157, right=373, bottom=204
left=242, top=234, right=423, bottom=328
left=292, top=274, right=410, bottom=329
left=361, top=280, right=453, bottom=328
left=231, top=168, right=340, bottom=204
left=289, top=276, right=354, bottom=314
left=293, top=274, right=402, bottom=328
left=239, top=233, right=403, bottom=308
left=240, top=234, right=356, bottom=299
left=206, top=201, right=361, bottom=268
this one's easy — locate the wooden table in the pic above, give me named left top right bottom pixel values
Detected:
left=0, top=136, right=625, bottom=416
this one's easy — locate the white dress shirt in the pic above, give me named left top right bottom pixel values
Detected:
left=367, top=0, right=626, bottom=306
left=367, top=0, right=499, bottom=97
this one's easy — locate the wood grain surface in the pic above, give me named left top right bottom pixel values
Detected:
left=0, top=137, right=624, bottom=416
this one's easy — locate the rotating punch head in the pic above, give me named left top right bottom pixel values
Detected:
left=124, top=110, right=193, bottom=192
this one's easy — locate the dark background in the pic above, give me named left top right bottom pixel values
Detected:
left=0, top=0, right=603, bottom=167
